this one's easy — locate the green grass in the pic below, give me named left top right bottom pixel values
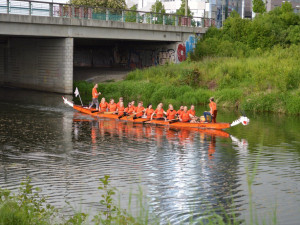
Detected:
left=74, top=45, right=300, bottom=114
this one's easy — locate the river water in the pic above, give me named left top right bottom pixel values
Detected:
left=0, top=87, right=300, bottom=224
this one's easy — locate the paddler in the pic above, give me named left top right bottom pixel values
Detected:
left=99, top=97, right=108, bottom=113
left=133, top=101, right=145, bottom=119
left=188, top=105, right=196, bottom=117
left=131, top=101, right=136, bottom=111
left=151, top=103, right=166, bottom=120
left=119, top=102, right=131, bottom=119
left=144, top=104, right=154, bottom=119
left=116, top=97, right=123, bottom=108
left=203, top=97, right=217, bottom=123
left=108, top=99, right=117, bottom=113
left=116, top=102, right=125, bottom=117
left=179, top=106, right=193, bottom=123
left=166, top=104, right=178, bottom=121
left=88, top=84, right=101, bottom=110
left=177, top=106, right=184, bottom=118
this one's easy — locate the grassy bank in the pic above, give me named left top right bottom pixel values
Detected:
left=74, top=45, right=300, bottom=114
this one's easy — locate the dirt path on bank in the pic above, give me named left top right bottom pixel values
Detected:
left=74, top=67, right=132, bottom=83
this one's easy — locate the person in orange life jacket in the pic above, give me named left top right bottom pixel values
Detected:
left=151, top=103, right=167, bottom=120
left=88, top=84, right=101, bottom=110
left=179, top=106, right=193, bottom=123
left=144, top=104, right=154, bottom=119
left=188, top=105, right=196, bottom=117
left=166, top=104, right=178, bottom=121
left=177, top=106, right=184, bottom=117
left=116, top=102, right=125, bottom=116
left=130, top=100, right=136, bottom=112
left=203, top=97, right=217, bottom=123
left=133, top=101, right=145, bottom=119
left=108, top=99, right=117, bottom=112
left=187, top=105, right=198, bottom=123
left=119, top=102, right=132, bottom=119
left=99, top=97, right=108, bottom=113
left=116, top=97, right=123, bottom=108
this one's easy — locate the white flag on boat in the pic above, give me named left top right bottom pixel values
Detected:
left=74, top=87, right=79, bottom=97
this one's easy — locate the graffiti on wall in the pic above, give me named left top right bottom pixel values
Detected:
left=185, top=35, right=196, bottom=57
left=176, top=35, right=196, bottom=62
left=177, top=44, right=186, bottom=62
left=158, top=49, right=176, bottom=65
left=74, top=36, right=197, bottom=68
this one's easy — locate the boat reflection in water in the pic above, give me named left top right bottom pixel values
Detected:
left=73, top=113, right=248, bottom=160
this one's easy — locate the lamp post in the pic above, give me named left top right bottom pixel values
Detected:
left=185, top=0, right=188, bottom=16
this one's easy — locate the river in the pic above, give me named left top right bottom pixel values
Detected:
left=0, top=87, right=299, bottom=224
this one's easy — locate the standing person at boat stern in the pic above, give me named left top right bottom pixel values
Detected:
left=88, top=84, right=101, bottom=110
left=204, top=97, right=217, bottom=123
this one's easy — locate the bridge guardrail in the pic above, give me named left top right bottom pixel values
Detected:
left=0, top=0, right=215, bottom=28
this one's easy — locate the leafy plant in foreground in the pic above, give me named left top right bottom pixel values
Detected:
left=93, top=175, right=137, bottom=225
left=0, top=177, right=57, bottom=225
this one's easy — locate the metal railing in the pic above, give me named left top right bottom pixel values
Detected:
left=0, top=0, right=215, bottom=28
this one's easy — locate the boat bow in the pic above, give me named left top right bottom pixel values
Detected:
left=62, top=97, right=74, bottom=107
left=230, top=116, right=250, bottom=127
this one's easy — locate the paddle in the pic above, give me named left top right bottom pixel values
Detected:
left=127, top=113, right=136, bottom=119
left=168, top=119, right=179, bottom=123
left=104, top=112, right=116, bottom=115
left=144, top=118, right=167, bottom=124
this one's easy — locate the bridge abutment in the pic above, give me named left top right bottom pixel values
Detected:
left=0, top=37, right=73, bottom=94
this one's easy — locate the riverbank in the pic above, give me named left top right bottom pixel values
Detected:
left=74, top=45, right=300, bottom=114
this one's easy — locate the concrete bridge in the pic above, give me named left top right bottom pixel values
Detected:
left=0, top=0, right=211, bottom=94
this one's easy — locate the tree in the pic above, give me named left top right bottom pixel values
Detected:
left=176, top=0, right=192, bottom=16
left=69, top=0, right=127, bottom=10
left=151, top=0, right=166, bottom=24
left=252, top=0, right=266, bottom=14
left=151, top=0, right=166, bottom=14
left=125, top=4, right=137, bottom=22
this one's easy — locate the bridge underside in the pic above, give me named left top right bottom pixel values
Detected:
left=74, top=38, right=178, bottom=69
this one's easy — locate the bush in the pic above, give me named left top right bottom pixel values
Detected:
left=192, top=2, right=300, bottom=59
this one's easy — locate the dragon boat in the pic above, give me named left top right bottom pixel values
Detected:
left=63, top=97, right=250, bottom=130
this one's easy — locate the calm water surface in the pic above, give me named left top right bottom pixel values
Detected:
left=0, top=87, right=300, bottom=224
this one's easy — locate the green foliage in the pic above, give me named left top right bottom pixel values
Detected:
left=92, top=175, right=139, bottom=225
left=125, top=5, right=137, bottom=22
left=176, top=0, right=192, bottom=16
left=151, top=0, right=165, bottom=14
left=0, top=177, right=57, bottom=225
left=192, top=2, right=300, bottom=59
left=150, top=0, right=166, bottom=24
left=252, top=0, right=266, bottom=14
left=69, top=0, right=127, bottom=10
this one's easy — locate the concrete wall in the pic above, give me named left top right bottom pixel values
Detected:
left=0, top=37, right=73, bottom=94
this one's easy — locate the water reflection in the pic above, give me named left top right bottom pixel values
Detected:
left=71, top=113, right=248, bottom=224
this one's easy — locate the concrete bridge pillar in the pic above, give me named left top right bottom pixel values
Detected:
left=0, top=37, right=73, bottom=94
